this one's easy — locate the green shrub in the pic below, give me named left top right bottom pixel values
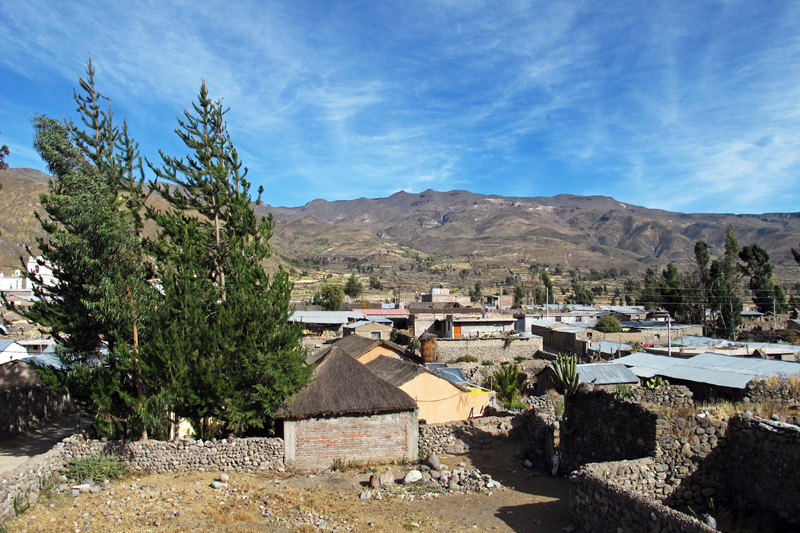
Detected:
left=595, top=315, right=622, bottom=333
left=513, top=356, right=527, bottom=363
left=488, top=364, right=529, bottom=409
left=481, top=360, right=495, bottom=366
left=63, top=454, right=129, bottom=484
left=454, top=355, right=479, bottom=363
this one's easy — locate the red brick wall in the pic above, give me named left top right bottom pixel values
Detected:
left=294, top=412, right=412, bottom=470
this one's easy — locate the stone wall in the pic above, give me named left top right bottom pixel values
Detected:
left=0, top=435, right=285, bottom=523
left=419, top=410, right=555, bottom=467
left=724, top=415, right=800, bottom=526
left=559, top=386, right=658, bottom=473
left=60, top=435, right=286, bottom=474
left=565, top=382, right=800, bottom=531
left=744, top=377, right=800, bottom=406
left=433, top=337, right=543, bottom=363
left=630, top=384, right=694, bottom=408
left=0, top=386, right=76, bottom=436
left=570, top=459, right=716, bottom=533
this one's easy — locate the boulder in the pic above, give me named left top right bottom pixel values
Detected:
left=403, top=470, right=423, bottom=484
left=424, top=453, right=441, bottom=470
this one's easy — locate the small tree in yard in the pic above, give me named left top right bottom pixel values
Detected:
left=314, top=284, right=344, bottom=311
left=595, top=315, right=622, bottom=333
left=343, top=274, right=363, bottom=299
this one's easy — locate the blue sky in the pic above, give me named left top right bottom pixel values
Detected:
left=2, top=1, right=800, bottom=214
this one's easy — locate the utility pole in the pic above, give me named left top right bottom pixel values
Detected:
left=668, top=315, right=672, bottom=357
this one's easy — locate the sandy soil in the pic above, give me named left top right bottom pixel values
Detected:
left=5, top=442, right=571, bottom=533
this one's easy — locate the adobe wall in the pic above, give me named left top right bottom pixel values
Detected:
left=283, top=411, right=418, bottom=470
left=0, top=386, right=76, bottom=436
left=433, top=337, right=543, bottom=363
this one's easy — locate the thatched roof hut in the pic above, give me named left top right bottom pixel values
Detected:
left=277, top=347, right=417, bottom=420
left=276, top=347, right=420, bottom=470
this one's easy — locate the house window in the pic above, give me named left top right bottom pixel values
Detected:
left=654, top=334, right=660, bottom=340
left=370, top=332, right=381, bottom=339
left=576, top=317, right=582, bottom=322
left=586, top=332, right=592, bottom=339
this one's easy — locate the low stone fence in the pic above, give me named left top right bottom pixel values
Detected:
left=419, top=410, right=555, bottom=467
left=630, top=384, right=694, bottom=409
left=0, top=386, right=76, bottom=436
left=61, top=435, right=286, bottom=474
left=725, top=415, right=800, bottom=525
left=570, top=459, right=715, bottom=533
left=0, top=435, right=285, bottom=523
left=745, top=377, right=800, bottom=406
left=433, top=337, right=543, bottom=363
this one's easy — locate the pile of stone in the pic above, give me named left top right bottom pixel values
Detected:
left=359, top=453, right=502, bottom=500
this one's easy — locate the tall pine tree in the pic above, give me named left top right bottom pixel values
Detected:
left=148, top=82, right=310, bottom=436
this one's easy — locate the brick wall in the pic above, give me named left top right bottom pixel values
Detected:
left=284, top=411, right=418, bottom=470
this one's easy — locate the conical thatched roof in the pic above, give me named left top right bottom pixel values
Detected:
left=276, top=347, right=418, bottom=420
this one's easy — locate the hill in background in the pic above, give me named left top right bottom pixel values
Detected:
left=2, top=168, right=799, bottom=297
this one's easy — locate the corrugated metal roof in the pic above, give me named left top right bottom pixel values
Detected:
left=599, top=306, right=646, bottom=314
left=344, top=318, right=392, bottom=329
left=589, top=341, right=632, bottom=355
left=576, top=363, right=639, bottom=385
left=436, top=367, right=468, bottom=384
left=617, top=351, right=800, bottom=389
left=657, top=365, right=754, bottom=389
left=289, top=311, right=365, bottom=325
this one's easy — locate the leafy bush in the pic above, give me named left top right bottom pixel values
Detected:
left=63, top=454, right=129, bottom=484
left=513, top=356, right=527, bottom=363
left=595, top=315, right=622, bottom=333
left=488, top=364, right=529, bottom=409
left=481, top=360, right=495, bottom=366
left=454, top=355, right=479, bottom=363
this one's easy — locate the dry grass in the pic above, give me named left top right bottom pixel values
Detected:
left=647, top=398, right=799, bottom=422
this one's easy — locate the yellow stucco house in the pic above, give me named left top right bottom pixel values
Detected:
left=366, top=356, right=493, bottom=424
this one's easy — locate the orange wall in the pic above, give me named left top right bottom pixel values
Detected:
left=400, top=373, right=491, bottom=424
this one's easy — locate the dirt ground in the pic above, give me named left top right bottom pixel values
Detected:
left=5, top=441, right=571, bottom=532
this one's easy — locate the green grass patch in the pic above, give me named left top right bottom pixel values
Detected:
left=63, top=454, right=129, bottom=484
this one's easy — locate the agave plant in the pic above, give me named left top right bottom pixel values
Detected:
left=553, top=354, right=580, bottom=398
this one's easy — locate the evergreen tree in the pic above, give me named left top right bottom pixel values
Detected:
left=469, top=281, right=483, bottom=303
left=739, top=244, right=787, bottom=314
left=638, top=267, right=661, bottom=310
left=343, top=274, right=363, bottom=299
left=24, top=69, right=157, bottom=438
left=148, top=82, right=310, bottom=435
left=660, top=262, right=686, bottom=321
left=314, top=284, right=344, bottom=311
left=513, top=284, right=525, bottom=308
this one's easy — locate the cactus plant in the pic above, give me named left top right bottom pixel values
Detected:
left=553, top=354, right=580, bottom=398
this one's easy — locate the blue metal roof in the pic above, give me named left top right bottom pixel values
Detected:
left=436, top=367, right=468, bottom=384
left=590, top=341, right=632, bottom=356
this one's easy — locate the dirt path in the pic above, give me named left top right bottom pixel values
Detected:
left=0, top=414, right=86, bottom=475
left=5, top=441, right=571, bottom=532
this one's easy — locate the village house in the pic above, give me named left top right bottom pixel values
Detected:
left=275, top=347, right=419, bottom=471
left=420, top=287, right=471, bottom=306
left=535, top=362, right=639, bottom=394
left=342, top=317, right=394, bottom=340
left=307, top=335, right=412, bottom=365
left=406, top=301, right=483, bottom=337
left=366, top=356, right=493, bottom=423
left=289, top=310, right=365, bottom=337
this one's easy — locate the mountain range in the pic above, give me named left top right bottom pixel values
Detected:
left=2, top=168, right=799, bottom=288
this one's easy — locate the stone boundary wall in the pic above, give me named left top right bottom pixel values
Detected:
left=745, top=377, right=800, bottom=406
left=433, top=337, right=543, bottom=363
left=560, top=387, right=658, bottom=473
left=0, top=435, right=284, bottom=523
left=725, top=415, right=800, bottom=525
left=630, top=384, right=694, bottom=408
left=419, top=411, right=555, bottom=467
left=570, top=459, right=715, bottom=533
left=0, top=386, right=76, bottom=436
